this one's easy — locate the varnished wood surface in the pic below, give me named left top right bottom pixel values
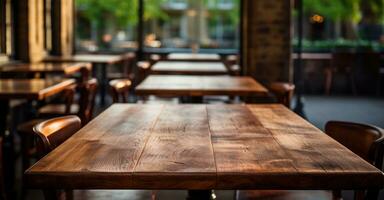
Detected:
left=292, top=53, right=332, bottom=60
left=44, top=54, right=124, bottom=64
left=0, top=62, right=91, bottom=75
left=0, top=78, right=76, bottom=100
left=167, top=53, right=221, bottom=62
left=25, top=104, right=383, bottom=190
left=150, top=61, right=228, bottom=75
left=135, top=75, right=268, bottom=96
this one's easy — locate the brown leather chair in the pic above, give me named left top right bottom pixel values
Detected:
left=33, top=116, right=81, bottom=200
left=38, top=78, right=98, bottom=125
left=109, top=79, right=132, bottom=103
left=0, top=137, right=6, bottom=200
left=268, top=82, right=295, bottom=108
left=325, top=121, right=384, bottom=200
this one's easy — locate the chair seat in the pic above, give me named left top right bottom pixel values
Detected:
left=38, top=104, right=79, bottom=118
left=236, top=190, right=332, bottom=200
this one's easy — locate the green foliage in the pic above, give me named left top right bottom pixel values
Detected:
left=302, top=0, right=384, bottom=24
left=303, top=0, right=361, bottom=22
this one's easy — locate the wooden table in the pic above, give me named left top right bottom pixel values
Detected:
left=0, top=78, right=76, bottom=197
left=0, top=62, right=91, bottom=80
left=25, top=104, right=384, bottom=199
left=44, top=54, right=126, bottom=105
left=292, top=53, right=332, bottom=60
left=167, top=53, right=221, bottom=62
left=150, top=61, right=228, bottom=75
left=135, top=75, right=268, bottom=97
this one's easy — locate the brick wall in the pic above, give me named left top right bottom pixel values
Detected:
left=241, top=0, right=293, bottom=83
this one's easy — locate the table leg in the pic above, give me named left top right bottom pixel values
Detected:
left=187, top=190, right=215, bottom=200
left=100, top=63, right=107, bottom=106
left=0, top=100, right=14, bottom=198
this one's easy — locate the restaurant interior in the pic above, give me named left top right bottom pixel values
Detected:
left=0, top=0, right=384, bottom=199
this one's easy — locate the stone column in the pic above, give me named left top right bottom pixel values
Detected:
left=241, top=0, right=293, bottom=83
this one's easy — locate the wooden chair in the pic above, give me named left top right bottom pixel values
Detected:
left=325, top=121, right=384, bottom=200
left=33, top=116, right=81, bottom=200
left=38, top=78, right=98, bottom=125
left=109, top=79, right=132, bottom=103
left=0, top=137, right=6, bottom=200
left=18, top=79, right=97, bottom=182
left=268, top=82, right=295, bottom=108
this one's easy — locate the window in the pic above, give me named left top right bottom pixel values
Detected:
left=44, top=0, right=52, bottom=52
left=75, top=0, right=139, bottom=53
left=294, top=0, right=384, bottom=52
left=0, top=0, right=12, bottom=56
left=144, top=0, right=240, bottom=52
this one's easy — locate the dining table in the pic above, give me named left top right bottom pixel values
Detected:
left=150, top=61, right=228, bottom=75
left=0, top=78, right=76, bottom=196
left=0, top=62, right=92, bottom=81
left=44, top=54, right=128, bottom=105
left=167, top=53, right=221, bottom=62
left=135, top=75, right=268, bottom=98
left=25, top=104, right=384, bottom=200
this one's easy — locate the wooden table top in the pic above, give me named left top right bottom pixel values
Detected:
left=44, top=54, right=125, bottom=64
left=167, top=53, right=221, bottom=61
left=135, top=75, right=268, bottom=96
left=150, top=61, right=228, bottom=75
left=292, top=53, right=332, bottom=60
left=0, top=62, right=92, bottom=75
left=0, top=78, right=76, bottom=100
left=25, top=104, right=384, bottom=190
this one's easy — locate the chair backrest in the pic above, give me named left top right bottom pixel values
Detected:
left=78, top=78, right=98, bottom=125
left=63, top=84, right=77, bottom=114
left=0, top=137, right=6, bottom=200
left=109, top=79, right=132, bottom=103
left=268, top=82, right=295, bottom=108
left=325, top=121, right=384, bottom=169
left=33, top=116, right=81, bottom=156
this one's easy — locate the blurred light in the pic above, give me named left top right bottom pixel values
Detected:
left=310, top=14, right=324, bottom=24
left=187, top=9, right=197, bottom=17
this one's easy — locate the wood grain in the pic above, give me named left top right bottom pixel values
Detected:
left=150, top=61, right=228, bottom=75
left=167, top=53, right=221, bottom=62
left=0, top=78, right=76, bottom=100
left=135, top=75, right=269, bottom=97
left=0, top=62, right=91, bottom=75
left=25, top=104, right=384, bottom=190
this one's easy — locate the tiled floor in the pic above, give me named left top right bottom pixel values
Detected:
left=18, top=95, right=384, bottom=200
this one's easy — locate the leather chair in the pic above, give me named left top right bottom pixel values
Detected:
left=38, top=78, right=98, bottom=125
left=325, top=121, right=384, bottom=200
left=268, top=82, right=295, bottom=108
left=109, top=79, right=132, bottom=103
left=0, top=137, right=6, bottom=200
left=33, top=116, right=82, bottom=200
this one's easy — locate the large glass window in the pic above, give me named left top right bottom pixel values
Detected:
left=294, top=0, right=384, bottom=52
left=0, top=0, right=12, bottom=56
left=144, top=0, right=240, bottom=51
left=75, top=0, right=139, bottom=52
